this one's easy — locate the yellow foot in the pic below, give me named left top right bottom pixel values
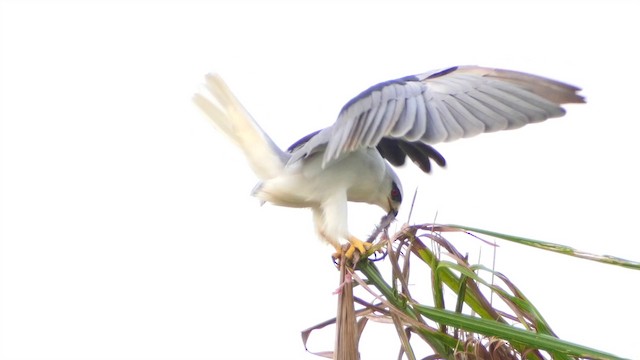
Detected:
left=333, top=236, right=372, bottom=259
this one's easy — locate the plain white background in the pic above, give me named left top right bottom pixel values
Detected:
left=1, top=1, right=639, bottom=359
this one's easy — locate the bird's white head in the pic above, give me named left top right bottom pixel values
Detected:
left=385, top=166, right=403, bottom=219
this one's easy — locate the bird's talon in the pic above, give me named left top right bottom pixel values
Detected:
left=332, top=238, right=372, bottom=260
left=345, top=237, right=372, bottom=259
left=344, top=245, right=356, bottom=259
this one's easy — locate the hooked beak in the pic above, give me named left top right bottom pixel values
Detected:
left=382, top=208, right=398, bottom=227
left=386, top=197, right=399, bottom=219
left=368, top=207, right=399, bottom=243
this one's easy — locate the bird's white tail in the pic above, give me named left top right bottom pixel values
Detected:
left=193, top=74, right=287, bottom=180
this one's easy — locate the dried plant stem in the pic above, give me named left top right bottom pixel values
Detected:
left=334, top=256, right=359, bottom=360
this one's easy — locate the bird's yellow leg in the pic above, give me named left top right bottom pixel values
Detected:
left=331, top=236, right=373, bottom=259
left=332, top=244, right=344, bottom=259
left=344, top=235, right=372, bottom=258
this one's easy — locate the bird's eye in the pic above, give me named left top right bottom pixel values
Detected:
left=390, top=182, right=402, bottom=202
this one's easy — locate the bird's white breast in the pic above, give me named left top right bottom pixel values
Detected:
left=252, top=148, right=392, bottom=209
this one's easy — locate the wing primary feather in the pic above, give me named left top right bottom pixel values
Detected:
left=469, top=90, right=529, bottom=129
left=391, top=96, right=417, bottom=137
left=362, top=85, right=396, bottom=146
left=368, top=97, right=397, bottom=146
left=485, top=68, right=585, bottom=104
left=375, top=136, right=449, bottom=174
left=398, top=141, right=432, bottom=172
left=383, top=84, right=407, bottom=132
left=377, top=138, right=446, bottom=172
left=359, top=90, right=383, bottom=142
left=330, top=115, right=357, bottom=161
left=402, top=91, right=427, bottom=141
left=422, top=94, right=449, bottom=144
left=434, top=100, right=466, bottom=142
left=478, top=83, right=556, bottom=121
left=376, top=138, right=406, bottom=166
left=414, top=142, right=446, bottom=168
left=487, top=81, right=565, bottom=119
left=349, top=110, right=371, bottom=151
left=387, top=98, right=407, bottom=137
left=397, top=142, right=445, bottom=173
left=359, top=96, right=386, bottom=146
left=441, top=96, right=486, bottom=137
left=452, top=92, right=509, bottom=132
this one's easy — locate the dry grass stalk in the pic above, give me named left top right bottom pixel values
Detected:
left=334, top=251, right=359, bottom=360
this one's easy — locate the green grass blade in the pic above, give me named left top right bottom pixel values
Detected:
left=356, top=260, right=457, bottom=356
left=413, top=305, right=626, bottom=360
left=412, top=241, right=502, bottom=321
left=446, top=224, right=640, bottom=270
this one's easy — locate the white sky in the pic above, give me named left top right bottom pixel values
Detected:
left=1, top=1, right=639, bottom=359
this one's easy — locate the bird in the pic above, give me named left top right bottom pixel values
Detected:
left=193, top=66, right=584, bottom=259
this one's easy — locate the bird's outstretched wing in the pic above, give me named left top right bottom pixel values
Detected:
left=288, top=131, right=447, bottom=173
left=290, top=66, right=584, bottom=169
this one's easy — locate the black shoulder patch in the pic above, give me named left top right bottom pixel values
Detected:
left=426, top=66, right=458, bottom=79
left=287, top=129, right=322, bottom=153
left=340, top=75, right=420, bottom=114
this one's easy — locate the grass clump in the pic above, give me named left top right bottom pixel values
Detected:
left=302, top=223, right=637, bottom=360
